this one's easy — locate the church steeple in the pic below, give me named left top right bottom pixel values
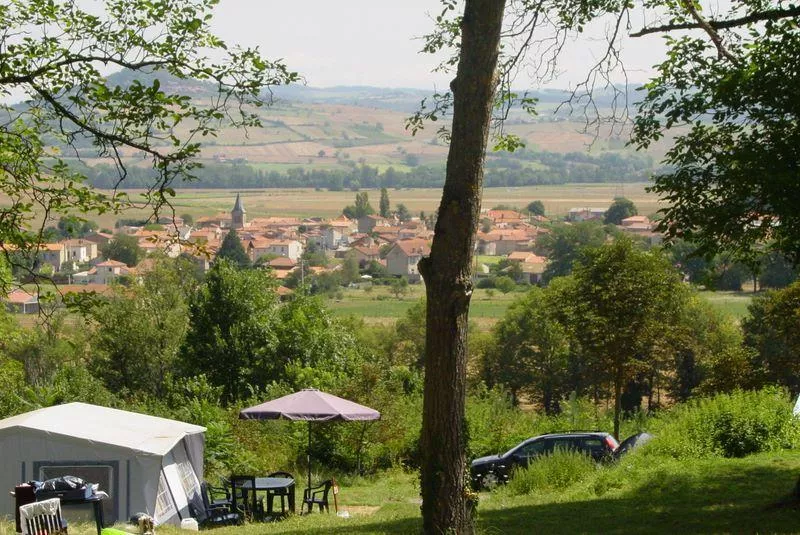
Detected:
left=231, top=193, right=246, bottom=229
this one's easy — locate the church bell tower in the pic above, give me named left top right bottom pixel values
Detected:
left=231, top=193, right=246, bottom=229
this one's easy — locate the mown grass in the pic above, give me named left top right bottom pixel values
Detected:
left=326, top=286, right=520, bottom=328
left=479, top=450, right=800, bottom=534
left=6, top=453, right=799, bottom=535
left=50, top=450, right=794, bottom=535
left=327, top=285, right=757, bottom=330
left=698, top=290, right=754, bottom=320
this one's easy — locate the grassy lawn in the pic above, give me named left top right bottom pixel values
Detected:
left=699, top=290, right=755, bottom=321
left=326, top=286, right=521, bottom=328
left=473, top=452, right=800, bottom=534
left=43, top=450, right=790, bottom=535
left=6, top=451, right=799, bottom=535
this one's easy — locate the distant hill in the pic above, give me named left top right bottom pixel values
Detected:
left=105, top=68, right=643, bottom=114
left=68, top=69, right=670, bottom=189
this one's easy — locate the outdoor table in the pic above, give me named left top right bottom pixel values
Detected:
left=242, top=477, right=296, bottom=515
left=60, top=495, right=106, bottom=535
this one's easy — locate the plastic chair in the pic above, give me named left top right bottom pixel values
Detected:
left=266, top=471, right=294, bottom=517
left=19, top=498, right=68, bottom=535
left=204, top=481, right=233, bottom=509
left=190, top=484, right=241, bottom=527
left=302, top=480, right=333, bottom=514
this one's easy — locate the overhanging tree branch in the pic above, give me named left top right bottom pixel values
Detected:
left=631, top=5, right=800, bottom=36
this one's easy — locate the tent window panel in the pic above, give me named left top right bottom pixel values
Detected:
left=38, top=463, right=116, bottom=523
left=154, top=471, right=177, bottom=525
left=178, top=461, right=197, bottom=497
left=177, top=460, right=204, bottom=515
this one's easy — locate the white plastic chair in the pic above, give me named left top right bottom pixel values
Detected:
left=19, top=498, right=67, bottom=535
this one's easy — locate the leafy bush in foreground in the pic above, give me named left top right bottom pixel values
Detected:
left=647, top=387, right=799, bottom=459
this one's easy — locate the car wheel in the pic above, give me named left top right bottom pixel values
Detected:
left=480, top=472, right=500, bottom=490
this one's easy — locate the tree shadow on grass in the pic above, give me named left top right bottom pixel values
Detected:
left=477, top=461, right=800, bottom=534
left=259, top=516, right=422, bottom=535
left=254, top=504, right=423, bottom=534
left=242, top=459, right=800, bottom=534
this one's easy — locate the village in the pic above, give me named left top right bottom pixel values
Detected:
left=5, top=193, right=661, bottom=314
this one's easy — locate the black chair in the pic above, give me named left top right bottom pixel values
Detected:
left=302, top=480, right=333, bottom=514
left=265, top=471, right=294, bottom=517
left=205, top=481, right=233, bottom=509
left=230, top=475, right=263, bottom=522
left=190, top=488, right=241, bottom=529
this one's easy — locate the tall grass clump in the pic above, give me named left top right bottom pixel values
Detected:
left=647, top=387, right=799, bottom=459
left=504, top=449, right=597, bottom=496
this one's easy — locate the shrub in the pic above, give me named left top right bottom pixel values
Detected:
left=504, top=449, right=597, bottom=496
left=466, top=387, right=538, bottom=458
left=646, top=387, right=799, bottom=459
left=494, top=276, right=517, bottom=293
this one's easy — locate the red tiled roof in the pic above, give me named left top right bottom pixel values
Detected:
left=269, top=257, right=297, bottom=269
left=58, top=284, right=113, bottom=295
left=5, top=289, right=37, bottom=304
left=276, top=286, right=294, bottom=296
left=96, top=259, right=128, bottom=267
left=392, top=239, right=430, bottom=256
left=352, top=246, right=380, bottom=256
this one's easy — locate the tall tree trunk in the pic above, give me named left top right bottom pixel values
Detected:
left=418, top=1, right=505, bottom=533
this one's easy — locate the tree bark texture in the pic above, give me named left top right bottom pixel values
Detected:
left=418, top=1, right=506, bottom=533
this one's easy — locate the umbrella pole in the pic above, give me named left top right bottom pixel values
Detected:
left=307, top=421, right=312, bottom=510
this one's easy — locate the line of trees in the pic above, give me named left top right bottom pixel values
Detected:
left=482, top=236, right=800, bottom=439
left=70, top=150, right=656, bottom=191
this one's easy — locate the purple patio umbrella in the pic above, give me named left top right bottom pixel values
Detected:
left=239, top=388, right=380, bottom=498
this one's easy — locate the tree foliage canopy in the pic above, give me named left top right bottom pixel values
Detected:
left=179, top=260, right=279, bottom=403
left=0, top=0, right=296, bottom=275
left=604, top=197, right=637, bottom=225
left=90, top=258, right=190, bottom=396
left=743, top=282, right=800, bottom=394
left=343, top=192, right=375, bottom=219
left=101, top=234, right=142, bottom=267
left=567, top=238, right=686, bottom=437
left=633, top=9, right=800, bottom=261
left=217, top=229, right=251, bottom=269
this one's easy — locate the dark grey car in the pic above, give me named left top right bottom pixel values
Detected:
left=470, top=432, right=620, bottom=490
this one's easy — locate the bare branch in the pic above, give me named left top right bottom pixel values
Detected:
left=677, top=0, right=741, bottom=64
left=631, top=5, right=800, bottom=37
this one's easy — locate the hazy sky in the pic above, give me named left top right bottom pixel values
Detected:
left=212, top=0, right=668, bottom=90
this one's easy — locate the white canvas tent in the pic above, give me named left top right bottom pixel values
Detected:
left=0, top=402, right=206, bottom=526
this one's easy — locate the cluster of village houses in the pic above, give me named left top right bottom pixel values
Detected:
left=5, top=196, right=660, bottom=313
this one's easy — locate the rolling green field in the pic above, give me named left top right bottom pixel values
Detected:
left=66, top=182, right=662, bottom=230
left=699, top=290, right=755, bottom=320
left=326, top=285, right=756, bottom=329
left=326, top=285, right=521, bottom=328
